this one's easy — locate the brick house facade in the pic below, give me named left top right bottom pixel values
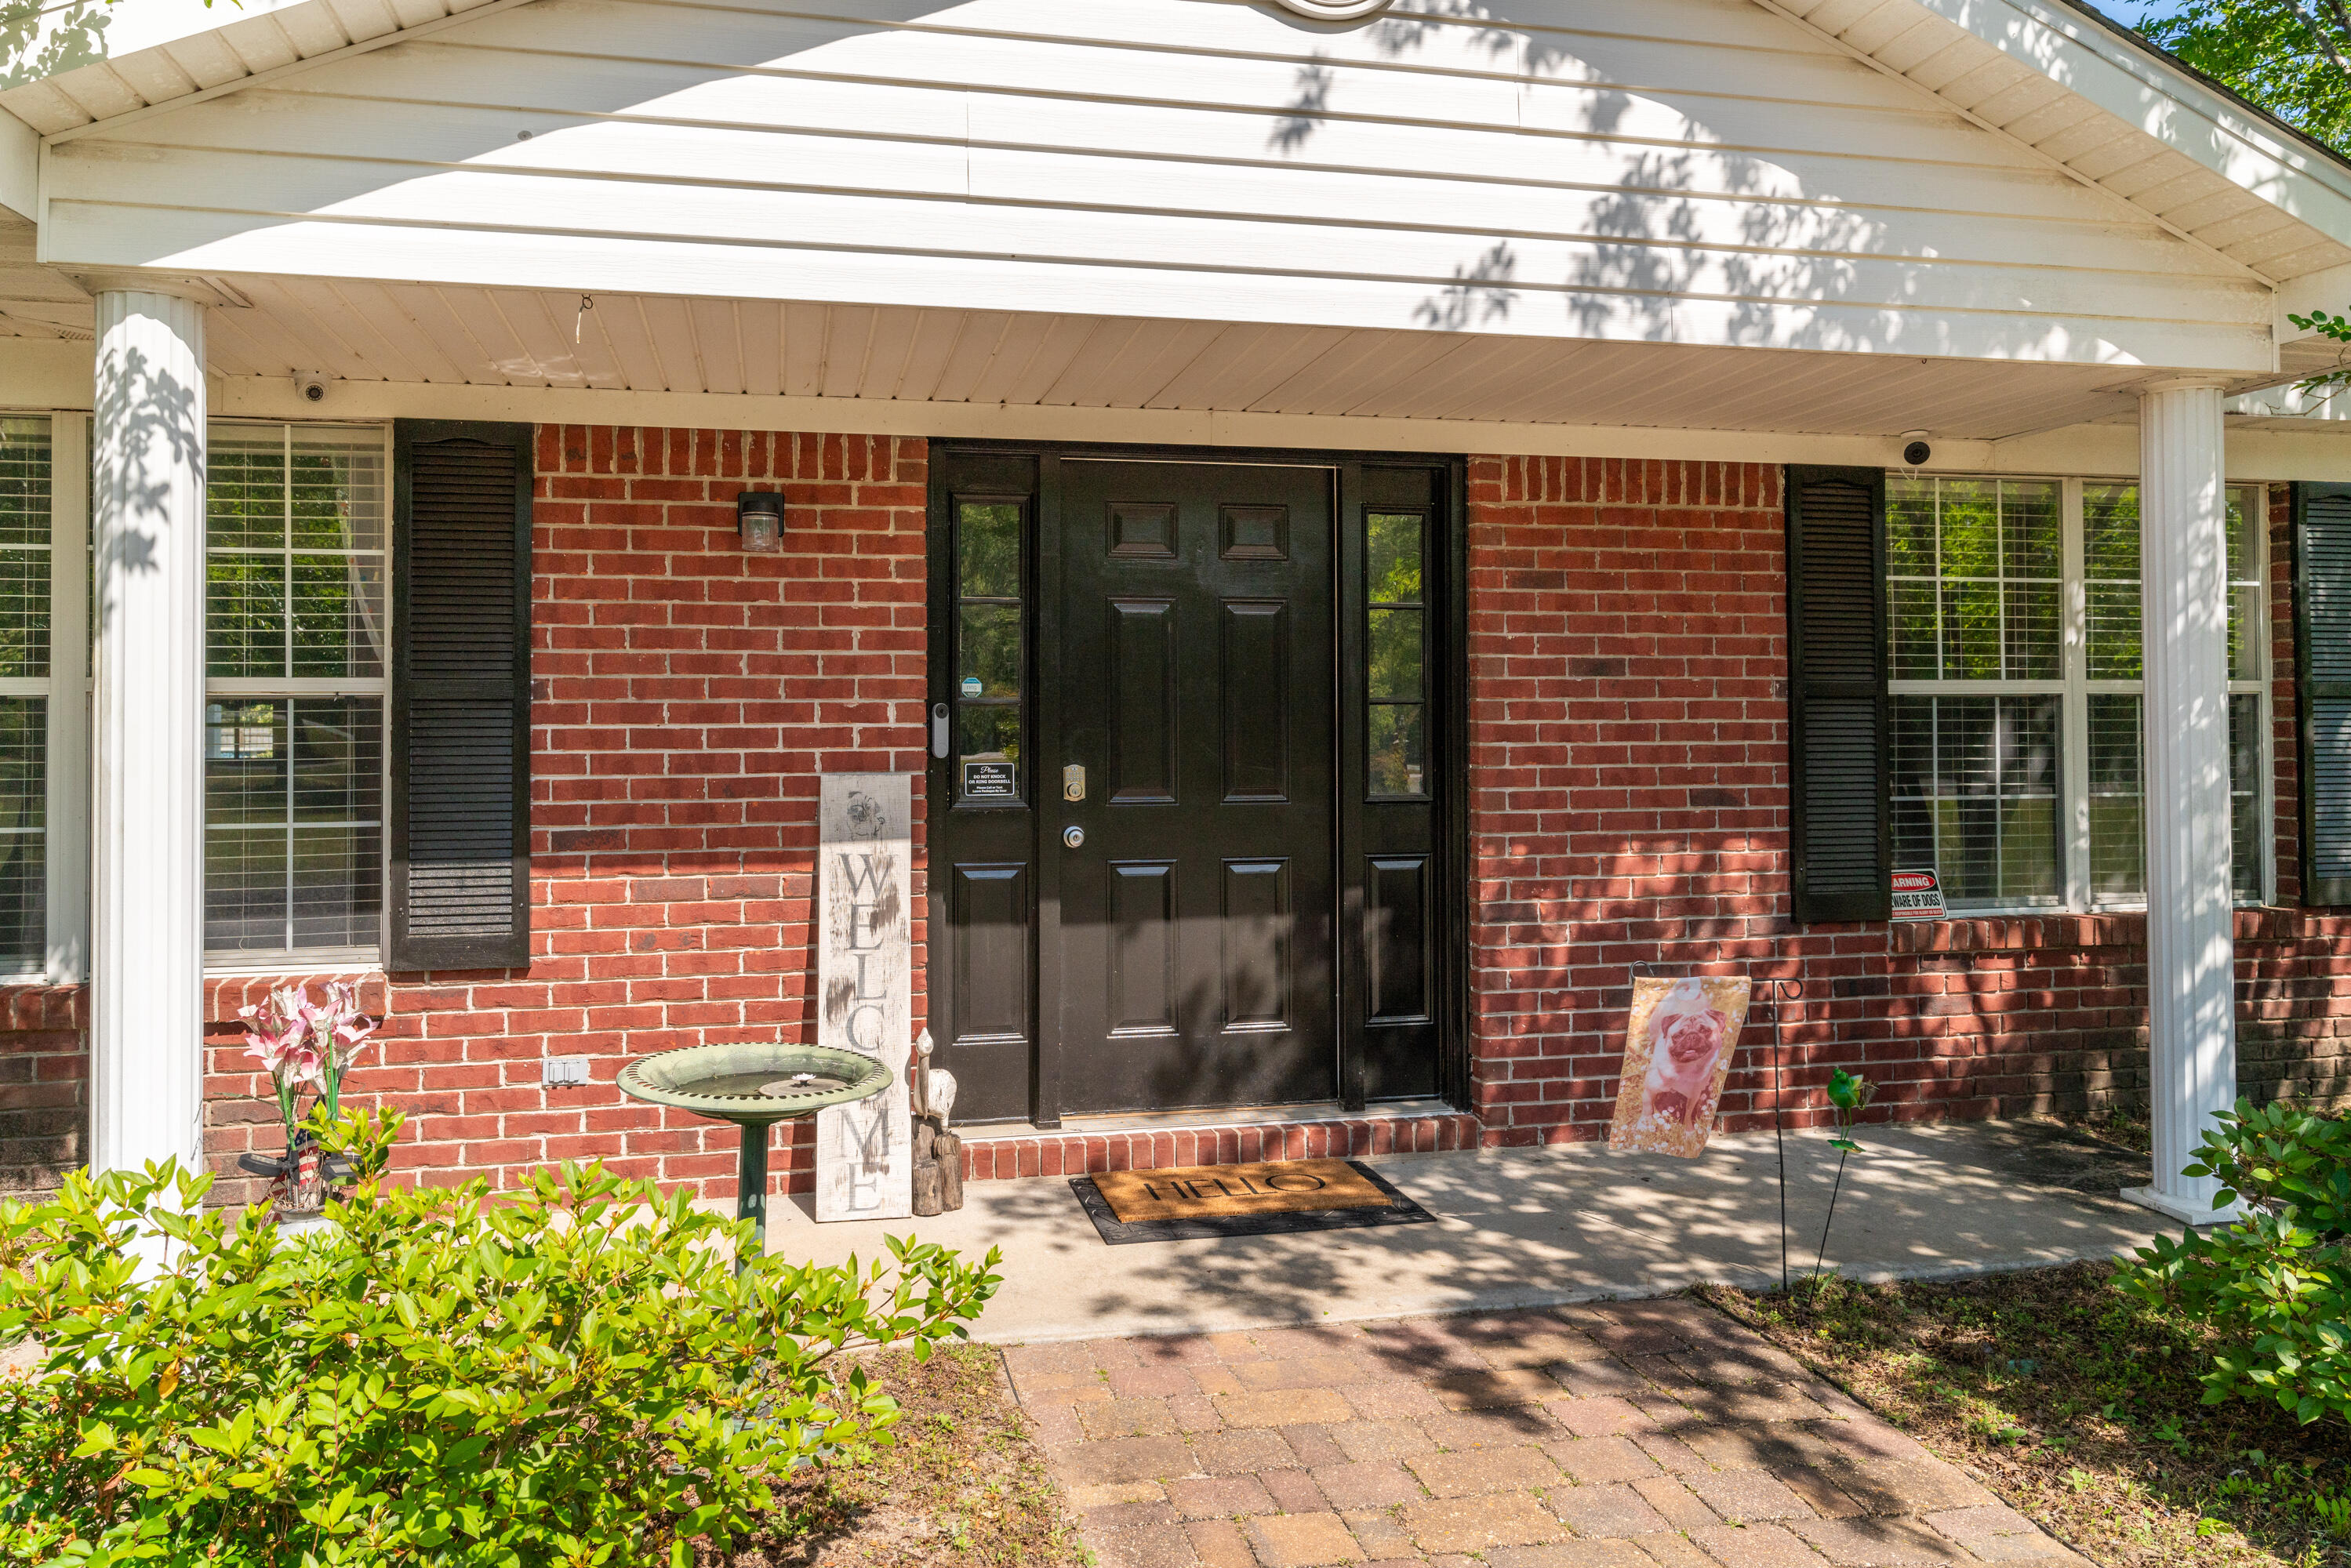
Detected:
left=1463, top=457, right=2349, bottom=1149
left=1, top=432, right=2342, bottom=1203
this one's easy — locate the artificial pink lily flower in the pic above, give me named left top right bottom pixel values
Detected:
left=238, top=980, right=383, bottom=1156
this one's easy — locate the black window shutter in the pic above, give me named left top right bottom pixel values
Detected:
left=1786, top=465, right=1891, bottom=924
left=389, top=420, right=533, bottom=969
left=2295, top=481, right=2351, bottom=906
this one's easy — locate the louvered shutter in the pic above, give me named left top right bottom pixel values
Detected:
left=1786, top=466, right=1891, bottom=924
left=389, top=421, right=533, bottom=969
left=2295, top=482, right=2351, bottom=906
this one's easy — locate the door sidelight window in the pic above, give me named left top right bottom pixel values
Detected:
left=954, top=499, right=1024, bottom=804
left=1366, top=510, right=1427, bottom=799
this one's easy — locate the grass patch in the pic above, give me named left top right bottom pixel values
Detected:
left=1701, top=1264, right=2351, bottom=1567
left=721, top=1342, right=1088, bottom=1567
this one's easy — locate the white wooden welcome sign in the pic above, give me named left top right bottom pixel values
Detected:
left=814, top=774, right=914, bottom=1222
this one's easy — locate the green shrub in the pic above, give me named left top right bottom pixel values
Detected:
left=0, top=1109, right=1001, bottom=1566
left=2117, top=1098, right=2351, bottom=1426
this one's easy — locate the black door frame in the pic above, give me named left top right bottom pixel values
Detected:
left=925, top=439, right=1470, bottom=1129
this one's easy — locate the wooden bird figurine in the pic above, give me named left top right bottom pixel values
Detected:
left=914, top=1029, right=957, bottom=1129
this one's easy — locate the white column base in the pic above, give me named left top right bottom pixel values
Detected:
left=2120, top=1184, right=2244, bottom=1227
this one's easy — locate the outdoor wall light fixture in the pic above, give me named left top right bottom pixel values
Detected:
left=1272, top=0, right=1393, bottom=19
left=736, top=491, right=783, bottom=554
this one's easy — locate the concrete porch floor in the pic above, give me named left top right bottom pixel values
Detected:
left=758, top=1120, right=2170, bottom=1345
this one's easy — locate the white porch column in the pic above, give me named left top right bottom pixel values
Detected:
left=2123, top=380, right=2240, bottom=1226
left=89, top=288, right=208, bottom=1178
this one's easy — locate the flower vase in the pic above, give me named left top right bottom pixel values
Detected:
left=238, top=1132, right=338, bottom=1223
left=282, top=1131, right=328, bottom=1218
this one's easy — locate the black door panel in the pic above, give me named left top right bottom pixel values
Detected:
left=1055, top=460, right=1337, bottom=1113
left=926, top=448, right=1454, bottom=1126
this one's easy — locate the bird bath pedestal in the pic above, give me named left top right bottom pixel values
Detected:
left=618, top=1042, right=893, bottom=1255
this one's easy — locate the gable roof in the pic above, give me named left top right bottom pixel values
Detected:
left=7, top=0, right=2351, bottom=303
left=2055, top=0, right=2351, bottom=183
left=1770, top=0, right=2351, bottom=285
left=0, top=0, right=525, bottom=136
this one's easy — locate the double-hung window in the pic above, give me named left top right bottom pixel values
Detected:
left=1884, top=474, right=2269, bottom=913
left=0, top=416, right=85, bottom=981
left=0, top=422, right=52, bottom=975
left=203, top=424, right=390, bottom=963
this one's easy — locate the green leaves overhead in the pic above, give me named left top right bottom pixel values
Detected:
left=2140, top=1, right=2351, bottom=156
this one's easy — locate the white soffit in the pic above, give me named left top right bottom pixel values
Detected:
left=0, top=279, right=2174, bottom=441
left=0, top=0, right=522, bottom=136
left=1768, top=0, right=2351, bottom=284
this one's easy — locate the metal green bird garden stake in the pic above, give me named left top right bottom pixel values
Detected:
left=1811, top=1066, right=1877, bottom=1290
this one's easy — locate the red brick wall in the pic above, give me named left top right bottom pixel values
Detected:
left=4, top=439, right=2347, bottom=1200
left=193, top=427, right=929, bottom=1203
left=1463, top=456, right=2351, bottom=1148
left=0, top=989, right=87, bottom=1196
left=1465, top=457, right=1793, bottom=1142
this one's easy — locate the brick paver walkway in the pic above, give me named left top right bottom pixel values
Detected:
left=1005, top=1297, right=2083, bottom=1567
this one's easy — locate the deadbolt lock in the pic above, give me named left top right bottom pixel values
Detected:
left=1063, top=764, right=1085, bottom=801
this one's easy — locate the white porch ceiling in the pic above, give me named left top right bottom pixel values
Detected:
left=0, top=270, right=2183, bottom=440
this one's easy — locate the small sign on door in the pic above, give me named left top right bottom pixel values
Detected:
left=961, top=760, right=1017, bottom=799
left=1891, top=868, right=1946, bottom=920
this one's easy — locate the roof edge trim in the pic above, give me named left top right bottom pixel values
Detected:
left=2051, top=0, right=2351, bottom=185
left=1904, top=0, right=2351, bottom=254
left=42, top=0, right=544, bottom=147
left=0, top=106, right=32, bottom=222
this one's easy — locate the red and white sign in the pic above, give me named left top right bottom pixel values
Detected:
left=1891, top=868, right=1946, bottom=920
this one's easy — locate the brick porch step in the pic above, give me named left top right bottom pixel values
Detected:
left=957, top=1106, right=1482, bottom=1182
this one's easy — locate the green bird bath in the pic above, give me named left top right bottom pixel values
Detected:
left=617, top=1041, right=892, bottom=1254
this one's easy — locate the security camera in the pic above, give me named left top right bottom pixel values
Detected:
left=296, top=375, right=328, bottom=405
left=1899, top=430, right=1931, bottom=467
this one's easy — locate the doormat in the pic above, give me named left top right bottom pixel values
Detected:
left=1070, top=1158, right=1438, bottom=1244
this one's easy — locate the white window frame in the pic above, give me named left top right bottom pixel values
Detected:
left=50, top=416, right=89, bottom=983
left=200, top=419, right=394, bottom=975
left=1889, top=473, right=2273, bottom=916
left=0, top=412, right=91, bottom=985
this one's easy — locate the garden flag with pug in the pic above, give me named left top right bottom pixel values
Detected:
left=1608, top=975, right=1753, bottom=1158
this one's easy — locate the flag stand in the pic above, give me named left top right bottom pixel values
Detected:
left=1627, top=960, right=1802, bottom=1296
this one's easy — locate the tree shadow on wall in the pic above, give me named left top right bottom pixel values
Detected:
left=1263, top=0, right=2073, bottom=367
left=92, top=340, right=204, bottom=636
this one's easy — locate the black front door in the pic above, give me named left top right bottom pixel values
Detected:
left=1052, top=459, right=1336, bottom=1112
left=926, top=445, right=1454, bottom=1128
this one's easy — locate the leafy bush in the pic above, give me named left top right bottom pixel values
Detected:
left=2118, top=1098, right=2351, bottom=1426
left=0, top=1109, right=1001, bottom=1566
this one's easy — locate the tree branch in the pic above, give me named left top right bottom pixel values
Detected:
left=2289, top=0, right=2351, bottom=80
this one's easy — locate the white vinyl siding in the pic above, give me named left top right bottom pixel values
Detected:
left=35, top=0, right=2270, bottom=374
